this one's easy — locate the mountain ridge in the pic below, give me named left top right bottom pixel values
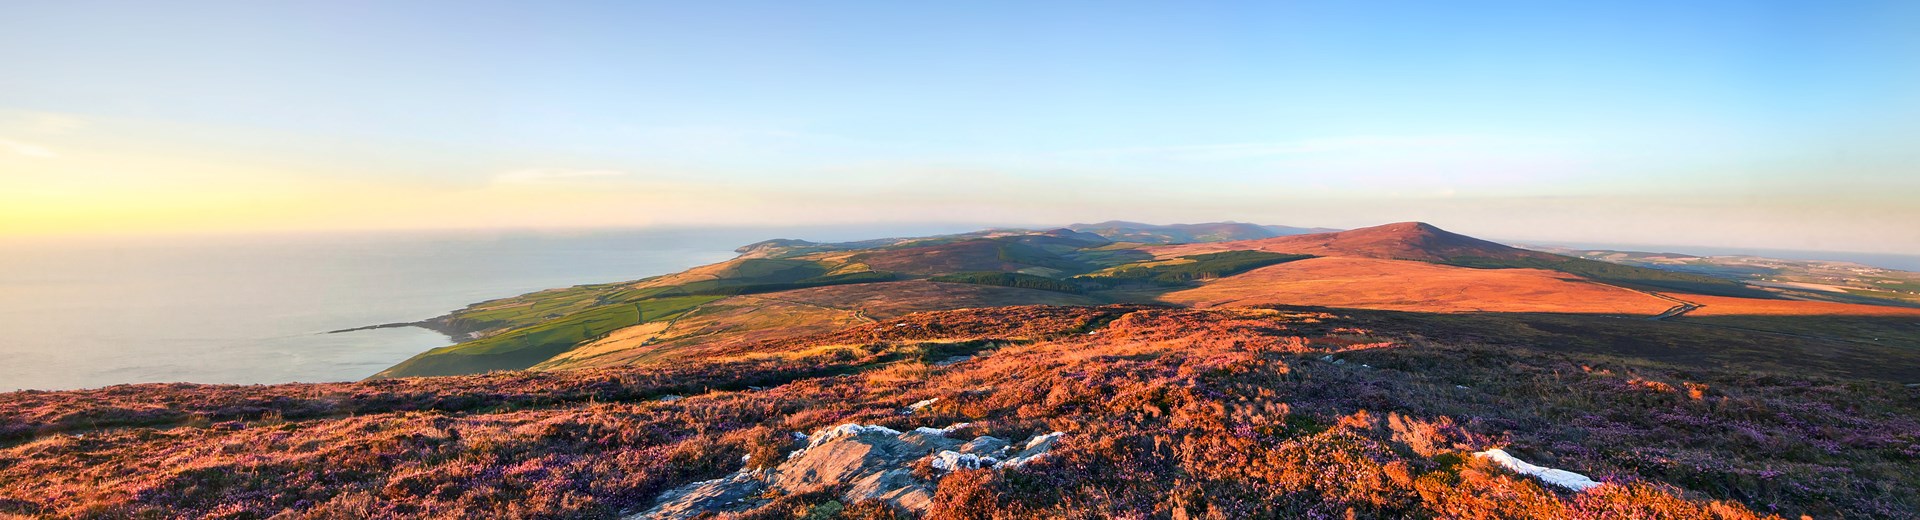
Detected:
left=1148, top=221, right=1557, bottom=263
left=1066, top=220, right=1338, bottom=244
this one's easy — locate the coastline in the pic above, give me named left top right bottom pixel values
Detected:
left=324, top=315, right=466, bottom=342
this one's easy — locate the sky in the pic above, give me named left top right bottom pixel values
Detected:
left=3, top=1, right=1917, bottom=253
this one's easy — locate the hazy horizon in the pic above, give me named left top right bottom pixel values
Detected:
left=5, top=1, right=1918, bottom=253
left=7, top=220, right=1920, bottom=271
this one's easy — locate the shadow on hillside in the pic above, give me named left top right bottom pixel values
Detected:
left=1248, top=305, right=1920, bottom=383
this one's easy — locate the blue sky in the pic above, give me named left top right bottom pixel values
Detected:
left=3, top=1, right=1917, bottom=252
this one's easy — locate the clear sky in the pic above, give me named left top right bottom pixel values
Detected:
left=3, top=1, right=1917, bottom=253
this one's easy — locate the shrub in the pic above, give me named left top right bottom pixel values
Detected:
left=929, top=272, right=1083, bottom=293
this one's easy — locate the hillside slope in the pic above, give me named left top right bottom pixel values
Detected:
left=1147, top=222, right=1542, bottom=262
left=1152, top=222, right=1771, bottom=297
left=8, top=305, right=1919, bottom=518
left=373, top=222, right=1905, bottom=379
left=1161, top=256, right=1675, bottom=314
left=536, top=281, right=1101, bottom=370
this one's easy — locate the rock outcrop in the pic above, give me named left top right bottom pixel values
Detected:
left=634, top=423, right=1063, bottom=519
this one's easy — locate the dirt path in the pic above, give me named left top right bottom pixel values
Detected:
left=1587, top=281, right=1702, bottom=320
left=1645, top=296, right=1702, bottom=321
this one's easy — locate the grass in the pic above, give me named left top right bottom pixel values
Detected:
left=441, top=283, right=629, bottom=333
left=1444, top=256, right=1776, bottom=298
left=378, top=295, right=723, bottom=378
left=929, top=272, right=1083, bottom=294
left=676, top=271, right=899, bottom=297
left=391, top=258, right=908, bottom=378
left=1079, top=250, right=1313, bottom=285
left=995, top=241, right=1091, bottom=272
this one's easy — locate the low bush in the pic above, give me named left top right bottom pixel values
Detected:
left=929, top=272, right=1082, bottom=294
left=5, top=306, right=1906, bottom=518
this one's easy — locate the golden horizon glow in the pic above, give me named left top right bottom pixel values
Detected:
left=6, top=0, right=1919, bottom=255
left=2, top=112, right=1915, bottom=254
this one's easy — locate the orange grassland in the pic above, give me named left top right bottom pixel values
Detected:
left=1678, top=294, right=1920, bottom=316
left=1159, top=256, right=1677, bottom=315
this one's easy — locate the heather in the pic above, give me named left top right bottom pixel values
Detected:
left=4, top=306, right=1915, bottom=518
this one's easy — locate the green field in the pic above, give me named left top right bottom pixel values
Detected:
left=930, top=271, right=1084, bottom=293
left=377, top=295, right=723, bottom=378
left=1079, top=251, right=1314, bottom=285
left=379, top=258, right=893, bottom=379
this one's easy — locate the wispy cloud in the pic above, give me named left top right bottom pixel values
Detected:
left=0, top=138, right=58, bottom=158
left=1061, top=135, right=1566, bottom=161
left=491, top=168, right=628, bottom=185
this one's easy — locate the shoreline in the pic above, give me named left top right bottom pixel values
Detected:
left=324, top=315, right=464, bottom=342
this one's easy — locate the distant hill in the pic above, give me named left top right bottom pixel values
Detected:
left=1148, top=222, right=1549, bottom=262
left=1066, top=220, right=1337, bottom=244
left=1154, top=222, right=1774, bottom=298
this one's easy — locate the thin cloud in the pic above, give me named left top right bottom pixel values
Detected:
left=1061, top=135, right=1566, bottom=161
left=0, top=138, right=57, bottom=158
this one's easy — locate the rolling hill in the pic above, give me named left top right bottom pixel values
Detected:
left=7, top=221, right=1920, bottom=519
left=1151, top=222, right=1774, bottom=298
left=1065, top=220, right=1337, bottom=244
left=1146, top=221, right=1542, bottom=262
left=1159, top=256, right=1677, bottom=314
left=373, top=222, right=1914, bottom=380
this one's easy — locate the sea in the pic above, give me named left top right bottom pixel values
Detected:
left=1537, top=242, right=1920, bottom=272
left=0, top=225, right=982, bottom=391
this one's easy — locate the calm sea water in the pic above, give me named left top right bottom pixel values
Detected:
left=1541, top=242, right=1920, bottom=272
left=0, top=225, right=980, bottom=391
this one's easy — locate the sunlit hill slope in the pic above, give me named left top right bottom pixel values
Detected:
left=5, top=222, right=1919, bottom=518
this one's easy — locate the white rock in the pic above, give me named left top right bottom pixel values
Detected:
left=641, top=423, right=1063, bottom=519
left=932, top=450, right=999, bottom=471
left=1022, top=431, right=1065, bottom=451
left=905, top=398, right=939, bottom=413
left=911, top=422, right=971, bottom=437
left=1473, top=449, right=1602, bottom=492
left=1001, top=431, right=1064, bottom=467
left=803, top=424, right=903, bottom=451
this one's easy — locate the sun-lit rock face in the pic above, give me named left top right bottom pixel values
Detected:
left=635, top=423, right=1064, bottom=519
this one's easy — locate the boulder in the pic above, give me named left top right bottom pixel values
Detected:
left=633, top=424, right=1065, bottom=519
